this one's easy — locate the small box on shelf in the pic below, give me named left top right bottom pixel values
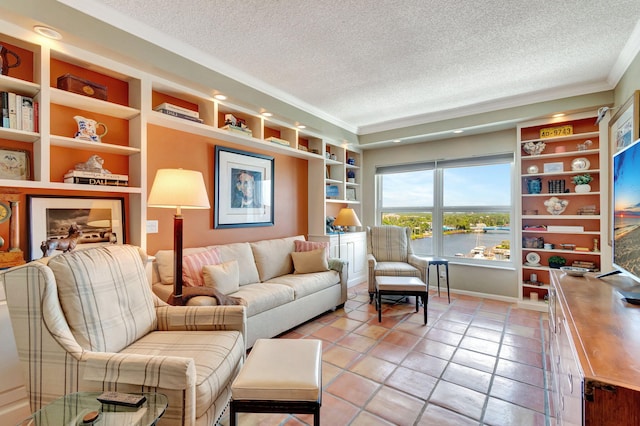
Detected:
left=57, top=74, right=108, bottom=100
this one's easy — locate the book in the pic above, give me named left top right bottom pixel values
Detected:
left=15, top=94, right=22, bottom=130
left=0, top=92, right=8, bottom=128
left=20, top=96, right=33, bottom=132
left=156, top=108, right=204, bottom=123
left=154, top=102, right=199, bottom=118
left=547, top=225, right=584, bottom=233
left=64, top=170, right=129, bottom=181
left=8, top=92, right=17, bottom=129
left=64, top=177, right=129, bottom=186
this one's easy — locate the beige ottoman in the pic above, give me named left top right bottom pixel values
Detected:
left=230, top=338, right=322, bottom=426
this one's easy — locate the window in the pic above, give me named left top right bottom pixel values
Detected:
left=377, top=155, right=513, bottom=264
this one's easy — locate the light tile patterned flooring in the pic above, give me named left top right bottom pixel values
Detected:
left=220, top=283, right=551, bottom=426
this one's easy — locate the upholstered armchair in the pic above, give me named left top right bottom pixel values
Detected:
left=2, top=244, right=246, bottom=426
left=366, top=226, right=428, bottom=302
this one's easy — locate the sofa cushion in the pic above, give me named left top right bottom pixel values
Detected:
left=230, top=283, right=294, bottom=317
left=203, top=260, right=239, bottom=295
left=183, top=248, right=222, bottom=287
left=155, top=246, right=211, bottom=285
left=121, top=330, right=245, bottom=418
left=267, top=270, right=339, bottom=299
left=214, top=242, right=260, bottom=286
left=49, top=245, right=156, bottom=352
left=250, top=236, right=304, bottom=282
left=294, top=239, right=330, bottom=260
left=291, top=248, right=329, bottom=274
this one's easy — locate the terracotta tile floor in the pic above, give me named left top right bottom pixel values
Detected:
left=219, top=283, right=551, bottom=426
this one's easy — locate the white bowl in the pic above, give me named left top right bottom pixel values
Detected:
left=560, top=266, right=589, bottom=277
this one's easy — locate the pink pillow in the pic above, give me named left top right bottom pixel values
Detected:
left=294, top=240, right=330, bottom=260
left=182, top=248, right=222, bottom=287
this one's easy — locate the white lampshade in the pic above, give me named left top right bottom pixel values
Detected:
left=148, top=169, right=210, bottom=211
left=333, top=208, right=361, bottom=228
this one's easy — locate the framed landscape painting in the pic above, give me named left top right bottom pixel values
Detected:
left=214, top=146, right=274, bottom=228
left=27, top=195, right=124, bottom=260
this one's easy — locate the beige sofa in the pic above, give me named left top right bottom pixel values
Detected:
left=152, top=235, right=348, bottom=348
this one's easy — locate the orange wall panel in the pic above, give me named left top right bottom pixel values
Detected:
left=146, top=125, right=308, bottom=255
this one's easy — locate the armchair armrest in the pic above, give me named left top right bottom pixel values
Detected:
left=83, top=351, right=196, bottom=389
left=367, top=253, right=377, bottom=268
left=155, top=305, right=246, bottom=339
left=408, top=254, right=429, bottom=282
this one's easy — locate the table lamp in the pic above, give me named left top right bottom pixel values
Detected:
left=148, top=168, right=210, bottom=305
left=332, top=208, right=361, bottom=257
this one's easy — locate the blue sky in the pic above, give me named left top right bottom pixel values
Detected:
left=382, top=164, right=512, bottom=208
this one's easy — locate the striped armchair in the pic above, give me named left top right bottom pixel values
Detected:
left=2, top=244, right=246, bottom=426
left=366, top=226, right=428, bottom=302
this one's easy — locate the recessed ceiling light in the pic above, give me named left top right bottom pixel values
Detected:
left=453, top=129, right=464, bottom=134
left=214, top=94, right=227, bottom=101
left=261, top=112, right=273, bottom=117
left=392, top=139, right=401, bottom=143
left=33, top=25, right=62, bottom=40
left=297, top=125, right=306, bottom=129
left=552, top=113, right=565, bottom=118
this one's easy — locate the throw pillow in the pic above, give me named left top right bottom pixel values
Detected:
left=203, top=260, right=240, bottom=295
left=294, top=239, right=330, bottom=260
left=182, top=247, right=222, bottom=287
left=291, top=248, right=329, bottom=274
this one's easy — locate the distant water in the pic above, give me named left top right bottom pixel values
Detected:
left=411, top=232, right=510, bottom=257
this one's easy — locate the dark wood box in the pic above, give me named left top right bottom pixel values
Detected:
left=56, top=74, right=108, bottom=101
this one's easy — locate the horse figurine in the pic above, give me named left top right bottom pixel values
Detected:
left=40, top=224, right=82, bottom=258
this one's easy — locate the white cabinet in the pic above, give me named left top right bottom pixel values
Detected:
left=309, top=231, right=367, bottom=287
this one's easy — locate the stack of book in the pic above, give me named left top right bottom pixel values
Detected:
left=154, top=102, right=203, bottom=124
left=266, top=136, right=290, bottom=147
left=1, top=91, right=37, bottom=132
left=64, top=170, right=129, bottom=186
left=572, top=260, right=598, bottom=271
left=221, top=124, right=253, bottom=137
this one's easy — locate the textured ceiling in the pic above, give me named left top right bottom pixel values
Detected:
left=61, top=0, right=640, bottom=135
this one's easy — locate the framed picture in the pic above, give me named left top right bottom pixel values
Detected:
left=214, top=146, right=274, bottom=228
left=27, top=195, right=125, bottom=260
left=610, top=91, right=639, bottom=152
left=0, top=147, right=30, bottom=180
left=346, top=187, right=357, bottom=201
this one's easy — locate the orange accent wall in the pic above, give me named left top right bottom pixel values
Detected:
left=146, top=125, right=309, bottom=255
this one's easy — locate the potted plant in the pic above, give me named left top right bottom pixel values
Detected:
left=548, top=255, right=567, bottom=269
left=572, top=173, right=593, bottom=193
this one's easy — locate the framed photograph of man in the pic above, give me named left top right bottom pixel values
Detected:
left=214, top=146, right=274, bottom=228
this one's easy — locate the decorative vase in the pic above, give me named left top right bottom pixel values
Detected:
left=526, top=178, right=542, bottom=194
left=575, top=184, right=591, bottom=193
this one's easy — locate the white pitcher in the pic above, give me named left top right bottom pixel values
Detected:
left=74, top=115, right=108, bottom=142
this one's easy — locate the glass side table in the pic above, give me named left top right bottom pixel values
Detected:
left=17, top=392, right=168, bottom=426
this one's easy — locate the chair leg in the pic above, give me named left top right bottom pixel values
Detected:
left=445, top=263, right=451, bottom=303
left=369, top=292, right=374, bottom=304
left=436, top=265, right=441, bottom=297
left=377, top=291, right=382, bottom=322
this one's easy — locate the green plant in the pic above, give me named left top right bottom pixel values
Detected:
left=572, top=173, right=593, bottom=185
left=548, top=255, right=567, bottom=267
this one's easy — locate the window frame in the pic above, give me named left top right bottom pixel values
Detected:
left=376, top=154, right=515, bottom=266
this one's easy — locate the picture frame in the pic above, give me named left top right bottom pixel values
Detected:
left=543, top=162, right=564, bottom=173
left=346, top=187, right=357, bottom=201
left=214, top=146, right=274, bottom=228
left=0, top=147, right=30, bottom=180
left=609, top=91, right=639, bottom=152
left=27, top=195, right=125, bottom=261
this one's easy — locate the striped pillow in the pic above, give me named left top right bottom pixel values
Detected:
left=182, top=247, right=222, bottom=287
left=294, top=240, right=330, bottom=260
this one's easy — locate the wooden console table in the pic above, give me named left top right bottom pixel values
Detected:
left=549, top=270, right=640, bottom=426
